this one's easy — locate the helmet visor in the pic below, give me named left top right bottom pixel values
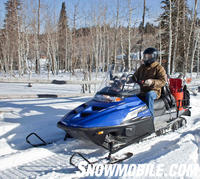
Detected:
left=143, top=54, right=153, bottom=61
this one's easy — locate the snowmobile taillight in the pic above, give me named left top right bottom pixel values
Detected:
left=97, top=131, right=104, bottom=135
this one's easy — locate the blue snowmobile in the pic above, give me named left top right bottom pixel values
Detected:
left=57, top=74, right=191, bottom=154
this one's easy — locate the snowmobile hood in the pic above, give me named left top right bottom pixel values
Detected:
left=60, top=95, right=151, bottom=128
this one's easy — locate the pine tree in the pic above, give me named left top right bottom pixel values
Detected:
left=58, top=2, right=68, bottom=71
left=159, top=0, right=176, bottom=73
left=144, top=23, right=155, bottom=34
left=159, top=0, right=189, bottom=74
left=4, top=0, right=21, bottom=72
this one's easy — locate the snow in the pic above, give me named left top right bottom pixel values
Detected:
left=0, top=81, right=200, bottom=178
left=0, top=82, right=82, bottom=95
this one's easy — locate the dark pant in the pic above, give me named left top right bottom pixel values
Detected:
left=145, top=91, right=157, bottom=117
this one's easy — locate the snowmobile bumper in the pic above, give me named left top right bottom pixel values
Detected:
left=57, top=121, right=107, bottom=145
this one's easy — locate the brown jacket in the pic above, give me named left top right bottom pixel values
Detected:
left=133, top=61, right=166, bottom=99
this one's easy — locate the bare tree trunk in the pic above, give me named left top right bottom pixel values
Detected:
left=102, top=23, right=106, bottom=72
left=182, top=1, right=186, bottom=73
left=1, top=31, right=9, bottom=73
left=46, top=33, right=52, bottom=77
left=15, top=4, right=22, bottom=77
left=98, top=25, right=102, bottom=72
left=94, top=26, right=99, bottom=75
left=69, top=31, right=73, bottom=73
left=120, top=25, right=125, bottom=71
left=127, top=0, right=132, bottom=71
left=139, top=0, right=146, bottom=60
left=72, top=3, right=78, bottom=73
left=184, top=0, right=198, bottom=76
left=159, top=26, right=162, bottom=65
left=35, top=0, right=40, bottom=74
left=10, top=52, right=13, bottom=77
left=24, top=31, right=30, bottom=76
left=168, top=0, right=172, bottom=75
left=172, top=0, right=180, bottom=74
left=190, top=31, right=199, bottom=76
left=106, top=29, right=110, bottom=73
left=65, top=28, right=68, bottom=72
left=197, top=42, right=200, bottom=76
left=113, top=0, right=120, bottom=72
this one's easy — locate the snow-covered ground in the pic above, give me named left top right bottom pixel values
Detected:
left=0, top=82, right=200, bottom=178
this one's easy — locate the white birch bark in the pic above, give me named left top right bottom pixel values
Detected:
left=197, top=43, right=200, bottom=76
left=127, top=0, right=132, bottom=71
left=159, top=26, right=162, bottom=65
left=139, top=0, right=146, bottom=60
left=184, top=0, right=198, bottom=76
left=168, top=0, right=173, bottom=75
left=172, top=0, right=180, bottom=74
left=120, top=26, right=125, bottom=71
left=190, top=31, right=199, bottom=76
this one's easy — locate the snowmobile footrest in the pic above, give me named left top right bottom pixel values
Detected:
left=26, top=132, right=51, bottom=147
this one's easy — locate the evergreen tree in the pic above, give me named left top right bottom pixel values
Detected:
left=159, top=0, right=189, bottom=73
left=4, top=0, right=21, bottom=71
left=144, top=23, right=155, bottom=34
left=58, top=2, right=68, bottom=71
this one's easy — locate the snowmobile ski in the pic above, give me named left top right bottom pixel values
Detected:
left=69, top=151, right=133, bottom=170
left=108, top=152, right=133, bottom=164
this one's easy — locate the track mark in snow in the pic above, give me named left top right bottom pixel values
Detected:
left=0, top=153, right=74, bottom=179
left=0, top=148, right=54, bottom=171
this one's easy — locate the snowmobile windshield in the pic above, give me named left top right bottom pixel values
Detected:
left=95, top=74, right=141, bottom=101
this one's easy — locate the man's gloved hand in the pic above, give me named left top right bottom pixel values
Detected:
left=137, top=80, right=144, bottom=85
left=143, top=79, right=153, bottom=86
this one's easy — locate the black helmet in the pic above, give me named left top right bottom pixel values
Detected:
left=143, top=47, right=158, bottom=66
left=143, top=47, right=158, bottom=59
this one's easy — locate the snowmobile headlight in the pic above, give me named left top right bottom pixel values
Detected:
left=94, top=94, right=122, bottom=102
left=97, top=131, right=104, bottom=135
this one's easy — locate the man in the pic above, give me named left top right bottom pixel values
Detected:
left=129, top=47, right=166, bottom=117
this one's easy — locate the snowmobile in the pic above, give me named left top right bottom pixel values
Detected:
left=57, top=74, right=191, bottom=154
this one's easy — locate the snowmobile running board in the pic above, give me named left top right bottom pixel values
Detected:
left=26, top=132, right=52, bottom=147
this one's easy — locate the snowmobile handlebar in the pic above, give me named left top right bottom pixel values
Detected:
left=125, top=74, right=138, bottom=84
left=120, top=74, right=139, bottom=91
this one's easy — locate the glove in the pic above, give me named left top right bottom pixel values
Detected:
left=137, top=80, right=144, bottom=85
left=143, top=79, right=153, bottom=86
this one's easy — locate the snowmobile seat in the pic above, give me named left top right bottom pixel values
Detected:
left=153, top=85, right=176, bottom=116
left=160, top=85, right=176, bottom=110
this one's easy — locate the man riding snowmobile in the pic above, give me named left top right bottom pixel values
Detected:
left=128, top=47, right=166, bottom=117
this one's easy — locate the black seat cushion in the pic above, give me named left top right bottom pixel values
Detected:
left=161, top=85, right=176, bottom=109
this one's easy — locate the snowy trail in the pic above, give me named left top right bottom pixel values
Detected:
left=0, top=94, right=200, bottom=178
